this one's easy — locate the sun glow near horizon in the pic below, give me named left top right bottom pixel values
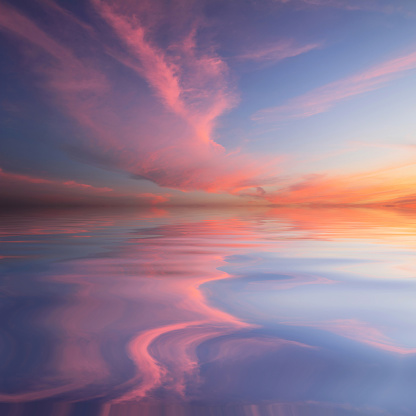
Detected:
left=1, top=0, right=416, bottom=206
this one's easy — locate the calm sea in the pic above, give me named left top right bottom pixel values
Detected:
left=1, top=207, right=416, bottom=415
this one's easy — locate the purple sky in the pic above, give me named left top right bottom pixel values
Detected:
left=1, top=0, right=416, bottom=206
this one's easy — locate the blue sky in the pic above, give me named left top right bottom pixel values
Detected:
left=1, top=0, right=416, bottom=206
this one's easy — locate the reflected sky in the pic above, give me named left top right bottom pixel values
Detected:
left=1, top=207, right=416, bottom=415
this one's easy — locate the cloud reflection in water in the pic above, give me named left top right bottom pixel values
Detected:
left=0, top=207, right=416, bottom=415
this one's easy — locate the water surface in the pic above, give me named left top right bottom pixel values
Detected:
left=1, top=207, right=416, bottom=415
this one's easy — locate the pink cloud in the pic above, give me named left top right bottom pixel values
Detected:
left=253, top=49, right=416, bottom=122
left=94, top=0, right=237, bottom=147
left=136, top=193, right=171, bottom=205
left=0, top=2, right=105, bottom=93
left=0, top=167, right=112, bottom=193
left=0, top=1, right=278, bottom=199
left=0, top=167, right=175, bottom=206
left=37, top=0, right=95, bottom=33
left=237, top=39, right=320, bottom=63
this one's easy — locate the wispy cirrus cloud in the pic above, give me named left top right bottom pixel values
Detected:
left=236, top=39, right=320, bottom=64
left=0, top=167, right=172, bottom=205
left=0, top=0, right=279, bottom=199
left=253, top=49, right=416, bottom=123
left=0, top=0, right=113, bottom=148
left=276, top=0, right=415, bottom=14
left=95, top=0, right=237, bottom=147
left=0, top=167, right=112, bottom=193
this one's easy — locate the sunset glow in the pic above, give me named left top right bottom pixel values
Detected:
left=2, top=2, right=416, bottom=416
left=2, top=0, right=416, bottom=207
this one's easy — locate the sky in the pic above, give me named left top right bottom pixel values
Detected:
left=1, top=0, right=416, bottom=206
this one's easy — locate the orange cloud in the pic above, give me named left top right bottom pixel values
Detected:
left=265, top=163, right=416, bottom=206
